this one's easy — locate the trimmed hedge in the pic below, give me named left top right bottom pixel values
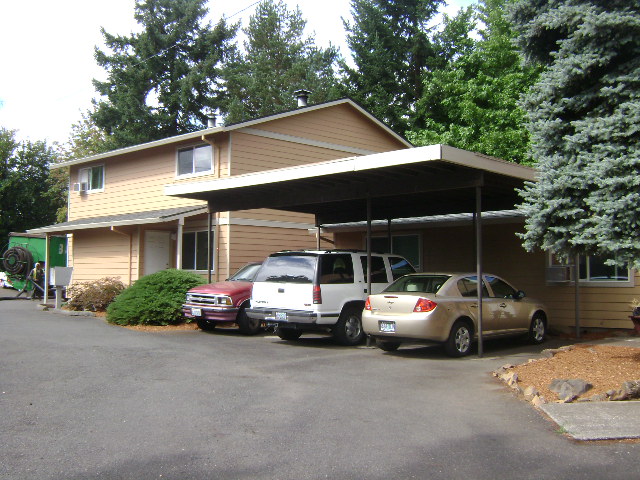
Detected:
left=106, top=269, right=205, bottom=326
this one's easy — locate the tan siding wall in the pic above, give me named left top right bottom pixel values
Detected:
left=229, top=132, right=352, bottom=175
left=254, top=103, right=407, bottom=153
left=228, top=224, right=332, bottom=274
left=334, top=222, right=640, bottom=332
left=68, top=135, right=232, bottom=221
left=69, top=144, right=207, bottom=221
left=70, top=229, right=135, bottom=285
left=231, top=209, right=316, bottom=224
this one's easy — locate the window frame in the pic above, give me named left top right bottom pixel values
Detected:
left=547, top=253, right=634, bottom=287
left=370, top=233, right=421, bottom=270
left=78, top=164, right=105, bottom=193
left=176, top=143, right=214, bottom=178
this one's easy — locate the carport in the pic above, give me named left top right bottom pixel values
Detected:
left=166, top=144, right=537, bottom=355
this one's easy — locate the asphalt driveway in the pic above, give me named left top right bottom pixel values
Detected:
left=1, top=298, right=638, bottom=480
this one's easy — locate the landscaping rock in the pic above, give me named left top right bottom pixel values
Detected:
left=524, top=385, right=539, bottom=401
left=549, top=379, right=592, bottom=402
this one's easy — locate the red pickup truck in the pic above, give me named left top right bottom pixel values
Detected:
left=182, top=262, right=262, bottom=335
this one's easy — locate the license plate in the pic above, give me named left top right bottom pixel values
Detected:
left=379, top=321, right=396, bottom=333
left=275, top=311, right=287, bottom=321
left=191, top=307, right=202, bottom=317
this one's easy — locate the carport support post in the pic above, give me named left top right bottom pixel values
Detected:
left=366, top=195, right=372, bottom=296
left=44, top=233, right=50, bottom=304
left=475, top=185, right=484, bottom=358
left=574, top=255, right=581, bottom=339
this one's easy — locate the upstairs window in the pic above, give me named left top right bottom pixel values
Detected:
left=78, top=165, right=104, bottom=192
left=177, top=144, right=213, bottom=177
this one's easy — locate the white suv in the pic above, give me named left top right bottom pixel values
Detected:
left=246, top=250, right=415, bottom=345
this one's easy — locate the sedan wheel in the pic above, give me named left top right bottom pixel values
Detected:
left=445, top=320, right=472, bottom=357
left=376, top=339, right=401, bottom=352
left=528, top=314, right=546, bottom=344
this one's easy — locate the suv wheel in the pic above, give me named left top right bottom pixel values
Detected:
left=333, top=306, right=365, bottom=346
left=237, top=307, right=262, bottom=335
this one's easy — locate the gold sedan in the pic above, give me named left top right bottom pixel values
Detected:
left=362, top=273, right=548, bottom=356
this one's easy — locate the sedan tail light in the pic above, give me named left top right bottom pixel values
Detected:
left=364, top=297, right=371, bottom=310
left=414, top=298, right=437, bottom=312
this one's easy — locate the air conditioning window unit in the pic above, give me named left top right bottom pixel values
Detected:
left=546, top=265, right=572, bottom=282
left=73, top=182, right=89, bottom=193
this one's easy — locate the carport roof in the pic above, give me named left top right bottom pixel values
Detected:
left=165, top=145, right=536, bottom=225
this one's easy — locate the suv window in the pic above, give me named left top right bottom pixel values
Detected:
left=389, top=256, right=415, bottom=279
left=319, top=254, right=354, bottom=284
left=254, top=254, right=316, bottom=283
left=360, top=256, right=388, bottom=283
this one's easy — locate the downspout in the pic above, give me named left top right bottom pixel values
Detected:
left=176, top=217, right=184, bottom=271
left=110, top=226, right=132, bottom=286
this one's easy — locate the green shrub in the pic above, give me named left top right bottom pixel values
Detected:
left=106, top=269, right=205, bottom=326
left=66, top=277, right=126, bottom=312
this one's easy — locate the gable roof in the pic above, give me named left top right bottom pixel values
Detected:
left=53, top=99, right=412, bottom=169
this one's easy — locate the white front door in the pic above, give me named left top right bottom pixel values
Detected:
left=144, top=230, right=171, bottom=275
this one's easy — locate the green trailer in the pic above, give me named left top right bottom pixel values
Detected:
left=1, top=233, right=67, bottom=294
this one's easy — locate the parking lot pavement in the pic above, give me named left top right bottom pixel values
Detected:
left=1, top=298, right=639, bottom=480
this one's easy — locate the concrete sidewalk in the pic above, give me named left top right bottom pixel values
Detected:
left=541, top=402, right=640, bottom=441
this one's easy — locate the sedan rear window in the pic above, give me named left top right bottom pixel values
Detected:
left=254, top=255, right=317, bottom=283
left=385, top=275, right=450, bottom=294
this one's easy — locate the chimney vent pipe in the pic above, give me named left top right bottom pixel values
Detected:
left=207, top=112, right=217, bottom=128
left=294, top=89, right=311, bottom=108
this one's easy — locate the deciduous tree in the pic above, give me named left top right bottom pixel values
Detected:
left=0, top=129, right=65, bottom=247
left=410, top=0, right=540, bottom=164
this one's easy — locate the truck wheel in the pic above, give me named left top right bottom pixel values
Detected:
left=237, top=307, right=262, bottom=335
left=196, top=318, right=216, bottom=332
left=333, top=306, right=365, bottom=346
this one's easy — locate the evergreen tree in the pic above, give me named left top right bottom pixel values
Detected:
left=341, top=0, right=444, bottom=133
left=92, top=0, right=237, bottom=148
left=510, top=1, right=640, bottom=267
left=0, top=129, right=65, bottom=247
left=410, top=0, right=540, bottom=164
left=221, top=0, right=340, bottom=124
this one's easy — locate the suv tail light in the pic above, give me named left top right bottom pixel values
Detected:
left=414, top=298, right=437, bottom=312
left=313, top=284, right=322, bottom=304
left=364, top=297, right=371, bottom=310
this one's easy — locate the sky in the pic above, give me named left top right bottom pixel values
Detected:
left=0, top=0, right=474, bottom=146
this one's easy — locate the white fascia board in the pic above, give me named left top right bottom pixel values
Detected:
left=52, top=129, right=224, bottom=169
left=164, top=144, right=536, bottom=197
left=28, top=207, right=208, bottom=234
left=54, top=99, right=410, bottom=170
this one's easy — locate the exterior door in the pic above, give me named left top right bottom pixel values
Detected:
left=144, top=230, right=171, bottom=275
